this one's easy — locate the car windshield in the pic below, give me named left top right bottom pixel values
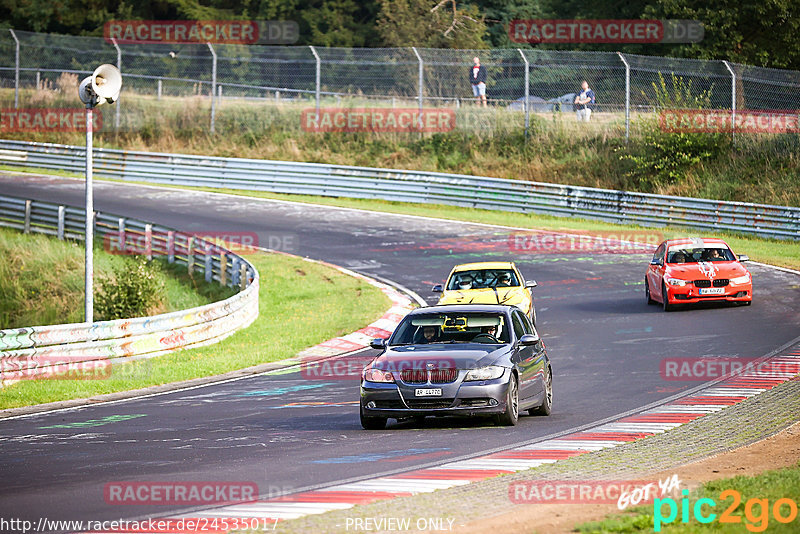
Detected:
left=389, top=312, right=510, bottom=345
left=667, top=246, right=735, bottom=264
left=446, top=269, right=520, bottom=290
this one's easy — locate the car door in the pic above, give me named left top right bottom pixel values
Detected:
left=511, top=310, right=538, bottom=401
left=648, top=243, right=666, bottom=300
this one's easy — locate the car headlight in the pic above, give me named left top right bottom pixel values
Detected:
left=362, top=367, right=395, bottom=383
left=730, top=273, right=751, bottom=285
left=665, top=277, right=687, bottom=287
left=464, top=366, right=505, bottom=381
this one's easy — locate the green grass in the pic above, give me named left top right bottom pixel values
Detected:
left=2, top=86, right=800, bottom=206
left=0, top=226, right=231, bottom=328
left=576, top=461, right=800, bottom=533
left=0, top=250, right=390, bottom=409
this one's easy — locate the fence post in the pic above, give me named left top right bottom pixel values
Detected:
left=518, top=49, right=530, bottom=138
left=157, top=78, right=162, bottom=100
left=24, top=199, right=31, bottom=233
left=617, top=52, right=630, bottom=143
left=411, top=47, right=424, bottom=129
left=36, top=71, right=40, bottom=90
left=219, top=252, right=227, bottom=286
left=722, top=60, right=736, bottom=145
left=309, top=45, right=321, bottom=117
left=207, top=43, right=217, bottom=134
left=57, top=206, right=65, bottom=239
left=187, top=236, right=195, bottom=274
left=10, top=29, right=19, bottom=109
left=112, top=38, right=121, bottom=130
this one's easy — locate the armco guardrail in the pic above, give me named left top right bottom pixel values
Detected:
left=0, top=193, right=259, bottom=386
left=0, top=139, right=798, bottom=240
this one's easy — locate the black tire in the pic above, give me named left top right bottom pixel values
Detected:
left=662, top=282, right=674, bottom=312
left=528, top=366, right=552, bottom=416
left=645, top=278, right=656, bottom=305
left=495, top=374, right=519, bottom=426
left=360, top=406, right=387, bottom=430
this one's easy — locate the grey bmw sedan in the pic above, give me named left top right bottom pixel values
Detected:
left=360, top=304, right=552, bottom=429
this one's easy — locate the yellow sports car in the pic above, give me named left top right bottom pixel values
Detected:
left=432, top=262, right=538, bottom=325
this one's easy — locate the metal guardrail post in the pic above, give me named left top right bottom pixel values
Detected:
left=24, top=200, right=31, bottom=233
left=112, top=38, right=122, bottom=131
left=411, top=47, right=423, bottom=129
left=204, top=245, right=213, bottom=283
left=157, top=79, right=162, bottom=100
left=187, top=236, right=195, bottom=274
left=219, top=252, right=227, bottom=286
left=239, top=263, right=247, bottom=291
left=617, top=52, right=630, bottom=143
left=722, top=60, right=736, bottom=145
left=118, top=217, right=125, bottom=252
left=518, top=49, right=530, bottom=138
left=309, top=45, right=321, bottom=118
left=10, top=29, right=19, bottom=109
left=57, top=206, right=65, bottom=240
left=145, top=223, right=152, bottom=261
left=207, top=43, right=217, bottom=134
left=167, top=230, right=175, bottom=263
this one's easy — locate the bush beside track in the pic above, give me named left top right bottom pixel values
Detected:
left=0, top=250, right=390, bottom=410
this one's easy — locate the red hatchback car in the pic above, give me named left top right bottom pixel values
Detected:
left=645, top=238, right=753, bottom=311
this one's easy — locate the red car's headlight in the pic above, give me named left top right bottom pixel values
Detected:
left=363, top=367, right=395, bottom=383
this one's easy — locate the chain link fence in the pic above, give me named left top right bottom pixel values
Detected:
left=2, top=28, right=800, bottom=137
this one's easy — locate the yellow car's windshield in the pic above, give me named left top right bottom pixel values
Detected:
left=446, top=269, right=520, bottom=290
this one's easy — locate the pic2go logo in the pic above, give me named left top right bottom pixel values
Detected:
left=654, top=489, right=799, bottom=532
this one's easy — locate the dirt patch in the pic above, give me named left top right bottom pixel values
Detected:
left=295, top=268, right=307, bottom=276
left=451, top=421, right=800, bottom=534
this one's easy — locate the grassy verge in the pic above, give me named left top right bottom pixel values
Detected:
left=576, top=462, right=800, bottom=533
left=0, top=226, right=231, bottom=328
left=2, top=86, right=799, bottom=206
left=0, top=250, right=390, bottom=409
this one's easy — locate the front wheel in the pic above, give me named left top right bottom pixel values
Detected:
left=528, top=367, right=552, bottom=416
left=495, top=374, right=519, bottom=426
left=360, top=406, right=387, bottom=430
left=645, top=278, right=656, bottom=305
left=662, top=282, right=674, bottom=312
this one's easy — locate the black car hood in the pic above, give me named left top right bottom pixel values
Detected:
left=373, top=344, right=511, bottom=370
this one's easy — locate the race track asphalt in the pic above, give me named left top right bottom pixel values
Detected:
left=2, top=173, right=799, bottom=531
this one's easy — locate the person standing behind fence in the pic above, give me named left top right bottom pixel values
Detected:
left=470, top=57, right=488, bottom=108
left=574, top=80, right=595, bottom=121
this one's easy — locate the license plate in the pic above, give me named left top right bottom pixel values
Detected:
left=700, top=287, right=725, bottom=295
left=415, top=388, right=442, bottom=397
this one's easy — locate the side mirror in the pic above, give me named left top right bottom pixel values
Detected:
left=432, top=284, right=443, bottom=293
left=525, top=280, right=538, bottom=289
left=650, top=259, right=662, bottom=266
left=738, top=254, right=750, bottom=263
left=370, top=338, right=387, bottom=350
left=519, top=333, right=540, bottom=346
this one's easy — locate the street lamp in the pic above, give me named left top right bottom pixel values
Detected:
left=78, top=64, right=122, bottom=323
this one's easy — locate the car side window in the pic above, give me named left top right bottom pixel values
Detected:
left=511, top=311, right=526, bottom=340
left=653, top=244, right=665, bottom=264
left=520, top=312, right=535, bottom=336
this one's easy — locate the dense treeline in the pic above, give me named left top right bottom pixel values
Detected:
left=0, top=0, right=798, bottom=69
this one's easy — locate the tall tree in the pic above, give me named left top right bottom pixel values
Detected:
left=377, top=0, right=488, bottom=48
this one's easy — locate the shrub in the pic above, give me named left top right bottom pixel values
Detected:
left=95, top=257, right=164, bottom=321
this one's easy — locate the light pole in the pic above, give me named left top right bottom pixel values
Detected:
left=78, top=64, right=122, bottom=323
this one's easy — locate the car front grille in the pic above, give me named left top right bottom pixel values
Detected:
left=400, top=369, right=458, bottom=384
left=693, top=279, right=730, bottom=288
left=713, top=279, right=729, bottom=287
left=693, top=280, right=711, bottom=288
left=405, top=399, right=454, bottom=409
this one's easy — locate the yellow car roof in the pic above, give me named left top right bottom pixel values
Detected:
left=451, top=261, right=516, bottom=272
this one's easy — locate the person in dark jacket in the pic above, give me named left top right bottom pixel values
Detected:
left=470, top=57, right=488, bottom=108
